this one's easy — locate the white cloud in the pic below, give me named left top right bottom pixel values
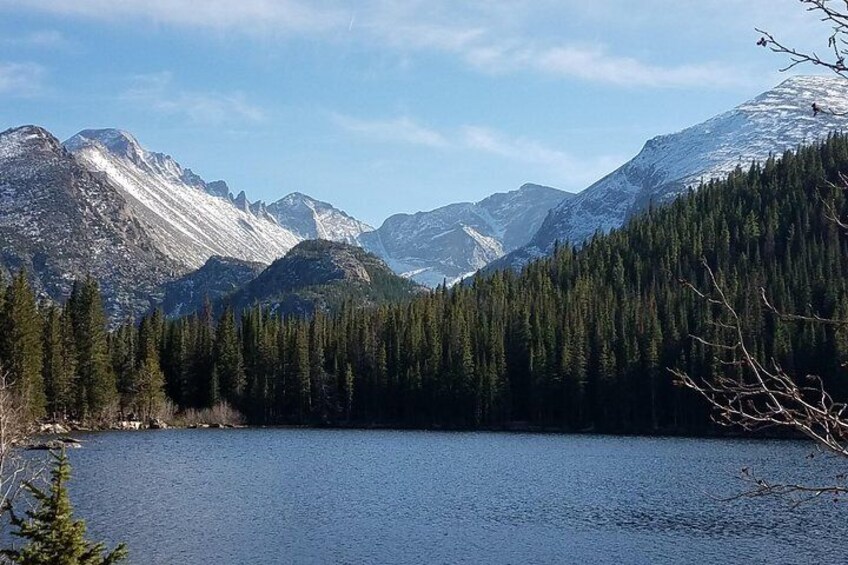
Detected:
left=0, top=0, right=346, bottom=34
left=3, top=30, right=73, bottom=49
left=0, top=0, right=750, bottom=89
left=334, top=113, right=625, bottom=186
left=332, top=114, right=448, bottom=148
left=0, top=62, right=45, bottom=95
left=459, top=125, right=624, bottom=184
left=122, top=72, right=265, bottom=125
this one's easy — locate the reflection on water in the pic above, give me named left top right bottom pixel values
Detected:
left=58, top=429, right=844, bottom=564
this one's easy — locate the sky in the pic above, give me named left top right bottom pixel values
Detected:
left=0, top=1, right=835, bottom=226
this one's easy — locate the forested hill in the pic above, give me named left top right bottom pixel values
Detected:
left=4, top=136, right=848, bottom=432
left=133, top=134, right=848, bottom=430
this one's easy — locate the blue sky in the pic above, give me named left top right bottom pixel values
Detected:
left=0, top=1, right=833, bottom=226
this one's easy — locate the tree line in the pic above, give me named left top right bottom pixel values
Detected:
left=4, top=135, right=848, bottom=432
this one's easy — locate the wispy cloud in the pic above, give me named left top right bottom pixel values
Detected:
left=334, top=113, right=625, bottom=186
left=2, top=30, right=74, bottom=49
left=459, top=125, right=625, bottom=184
left=1, top=0, right=746, bottom=89
left=121, top=72, right=265, bottom=125
left=332, top=114, right=448, bottom=148
left=0, top=0, right=346, bottom=34
left=464, top=44, right=745, bottom=88
left=0, top=61, right=45, bottom=96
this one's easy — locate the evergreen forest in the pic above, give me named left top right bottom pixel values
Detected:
left=4, top=136, right=848, bottom=433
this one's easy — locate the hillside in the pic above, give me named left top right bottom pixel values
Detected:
left=158, top=256, right=266, bottom=318
left=225, top=239, right=424, bottom=316
left=494, top=75, right=848, bottom=271
left=0, top=125, right=178, bottom=319
left=124, top=135, right=848, bottom=429
left=64, top=129, right=301, bottom=269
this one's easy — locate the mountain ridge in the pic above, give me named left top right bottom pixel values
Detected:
left=491, top=75, right=848, bottom=272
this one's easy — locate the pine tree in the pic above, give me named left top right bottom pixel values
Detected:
left=134, top=343, right=166, bottom=422
left=0, top=271, right=45, bottom=419
left=68, top=279, right=117, bottom=420
left=1, top=450, right=128, bottom=565
left=42, top=306, right=75, bottom=420
left=213, top=307, right=245, bottom=404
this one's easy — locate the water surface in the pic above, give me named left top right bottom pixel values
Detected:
left=59, top=429, right=845, bottom=564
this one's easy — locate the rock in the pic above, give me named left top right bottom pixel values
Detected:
left=39, top=423, right=69, bottom=434
left=148, top=418, right=168, bottom=430
left=27, top=439, right=81, bottom=450
left=118, top=420, right=143, bottom=430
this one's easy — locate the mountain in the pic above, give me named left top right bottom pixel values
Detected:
left=0, top=125, right=178, bottom=319
left=265, top=192, right=373, bottom=244
left=495, top=75, right=848, bottom=270
left=63, top=128, right=301, bottom=270
left=157, top=256, right=265, bottom=318
left=360, top=183, right=570, bottom=287
left=225, top=240, right=423, bottom=316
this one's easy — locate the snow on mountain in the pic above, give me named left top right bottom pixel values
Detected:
left=503, top=76, right=848, bottom=268
left=266, top=192, right=373, bottom=244
left=360, top=183, right=570, bottom=286
left=0, top=125, right=178, bottom=320
left=64, top=129, right=301, bottom=270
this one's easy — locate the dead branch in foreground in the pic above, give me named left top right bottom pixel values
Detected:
left=671, top=260, right=848, bottom=503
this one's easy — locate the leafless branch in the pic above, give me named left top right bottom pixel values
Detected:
left=756, top=1, right=848, bottom=115
left=673, top=260, right=848, bottom=458
left=0, top=369, right=35, bottom=532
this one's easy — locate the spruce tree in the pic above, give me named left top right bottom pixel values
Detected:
left=0, top=271, right=45, bottom=419
left=1, top=450, right=128, bottom=565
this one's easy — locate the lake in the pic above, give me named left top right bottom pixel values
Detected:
left=55, top=429, right=846, bottom=564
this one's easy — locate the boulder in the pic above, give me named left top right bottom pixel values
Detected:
left=38, top=423, right=69, bottom=434
left=148, top=418, right=168, bottom=430
left=118, top=420, right=143, bottom=431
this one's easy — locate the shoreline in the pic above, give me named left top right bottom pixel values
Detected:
left=43, top=421, right=809, bottom=444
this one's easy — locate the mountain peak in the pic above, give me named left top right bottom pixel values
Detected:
left=64, top=128, right=143, bottom=158
left=774, top=74, right=844, bottom=90
left=0, top=125, right=63, bottom=159
left=515, top=74, right=848, bottom=261
left=266, top=192, right=372, bottom=243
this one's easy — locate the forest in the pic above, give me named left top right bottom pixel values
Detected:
left=3, top=135, right=848, bottom=433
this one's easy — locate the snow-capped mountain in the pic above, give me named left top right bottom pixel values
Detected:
left=64, top=129, right=302, bottom=270
left=266, top=192, right=373, bottom=244
left=498, top=76, right=848, bottom=269
left=360, top=183, right=570, bottom=286
left=0, top=125, right=178, bottom=320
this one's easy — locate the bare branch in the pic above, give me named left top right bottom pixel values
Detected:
left=672, top=260, right=848, bottom=463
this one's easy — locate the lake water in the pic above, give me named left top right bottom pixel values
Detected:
left=53, top=429, right=846, bottom=564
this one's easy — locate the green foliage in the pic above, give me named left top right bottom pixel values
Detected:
left=1, top=450, right=128, bottom=565
left=138, top=135, right=847, bottom=431
left=68, top=279, right=117, bottom=420
left=2, top=136, right=848, bottom=433
left=0, top=271, right=45, bottom=419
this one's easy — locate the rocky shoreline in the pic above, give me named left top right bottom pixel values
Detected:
left=24, top=420, right=248, bottom=450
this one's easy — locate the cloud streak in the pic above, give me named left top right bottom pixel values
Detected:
left=2, top=30, right=74, bottom=49
left=332, top=114, right=448, bottom=148
left=0, top=0, right=346, bottom=34
left=0, top=61, right=45, bottom=95
left=1, top=0, right=746, bottom=89
left=121, top=72, right=265, bottom=126
left=334, top=113, right=625, bottom=187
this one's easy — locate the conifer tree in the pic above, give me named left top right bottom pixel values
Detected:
left=213, top=307, right=245, bottom=403
left=68, top=279, right=117, bottom=420
left=0, top=271, right=45, bottom=419
left=1, top=450, right=128, bottom=565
